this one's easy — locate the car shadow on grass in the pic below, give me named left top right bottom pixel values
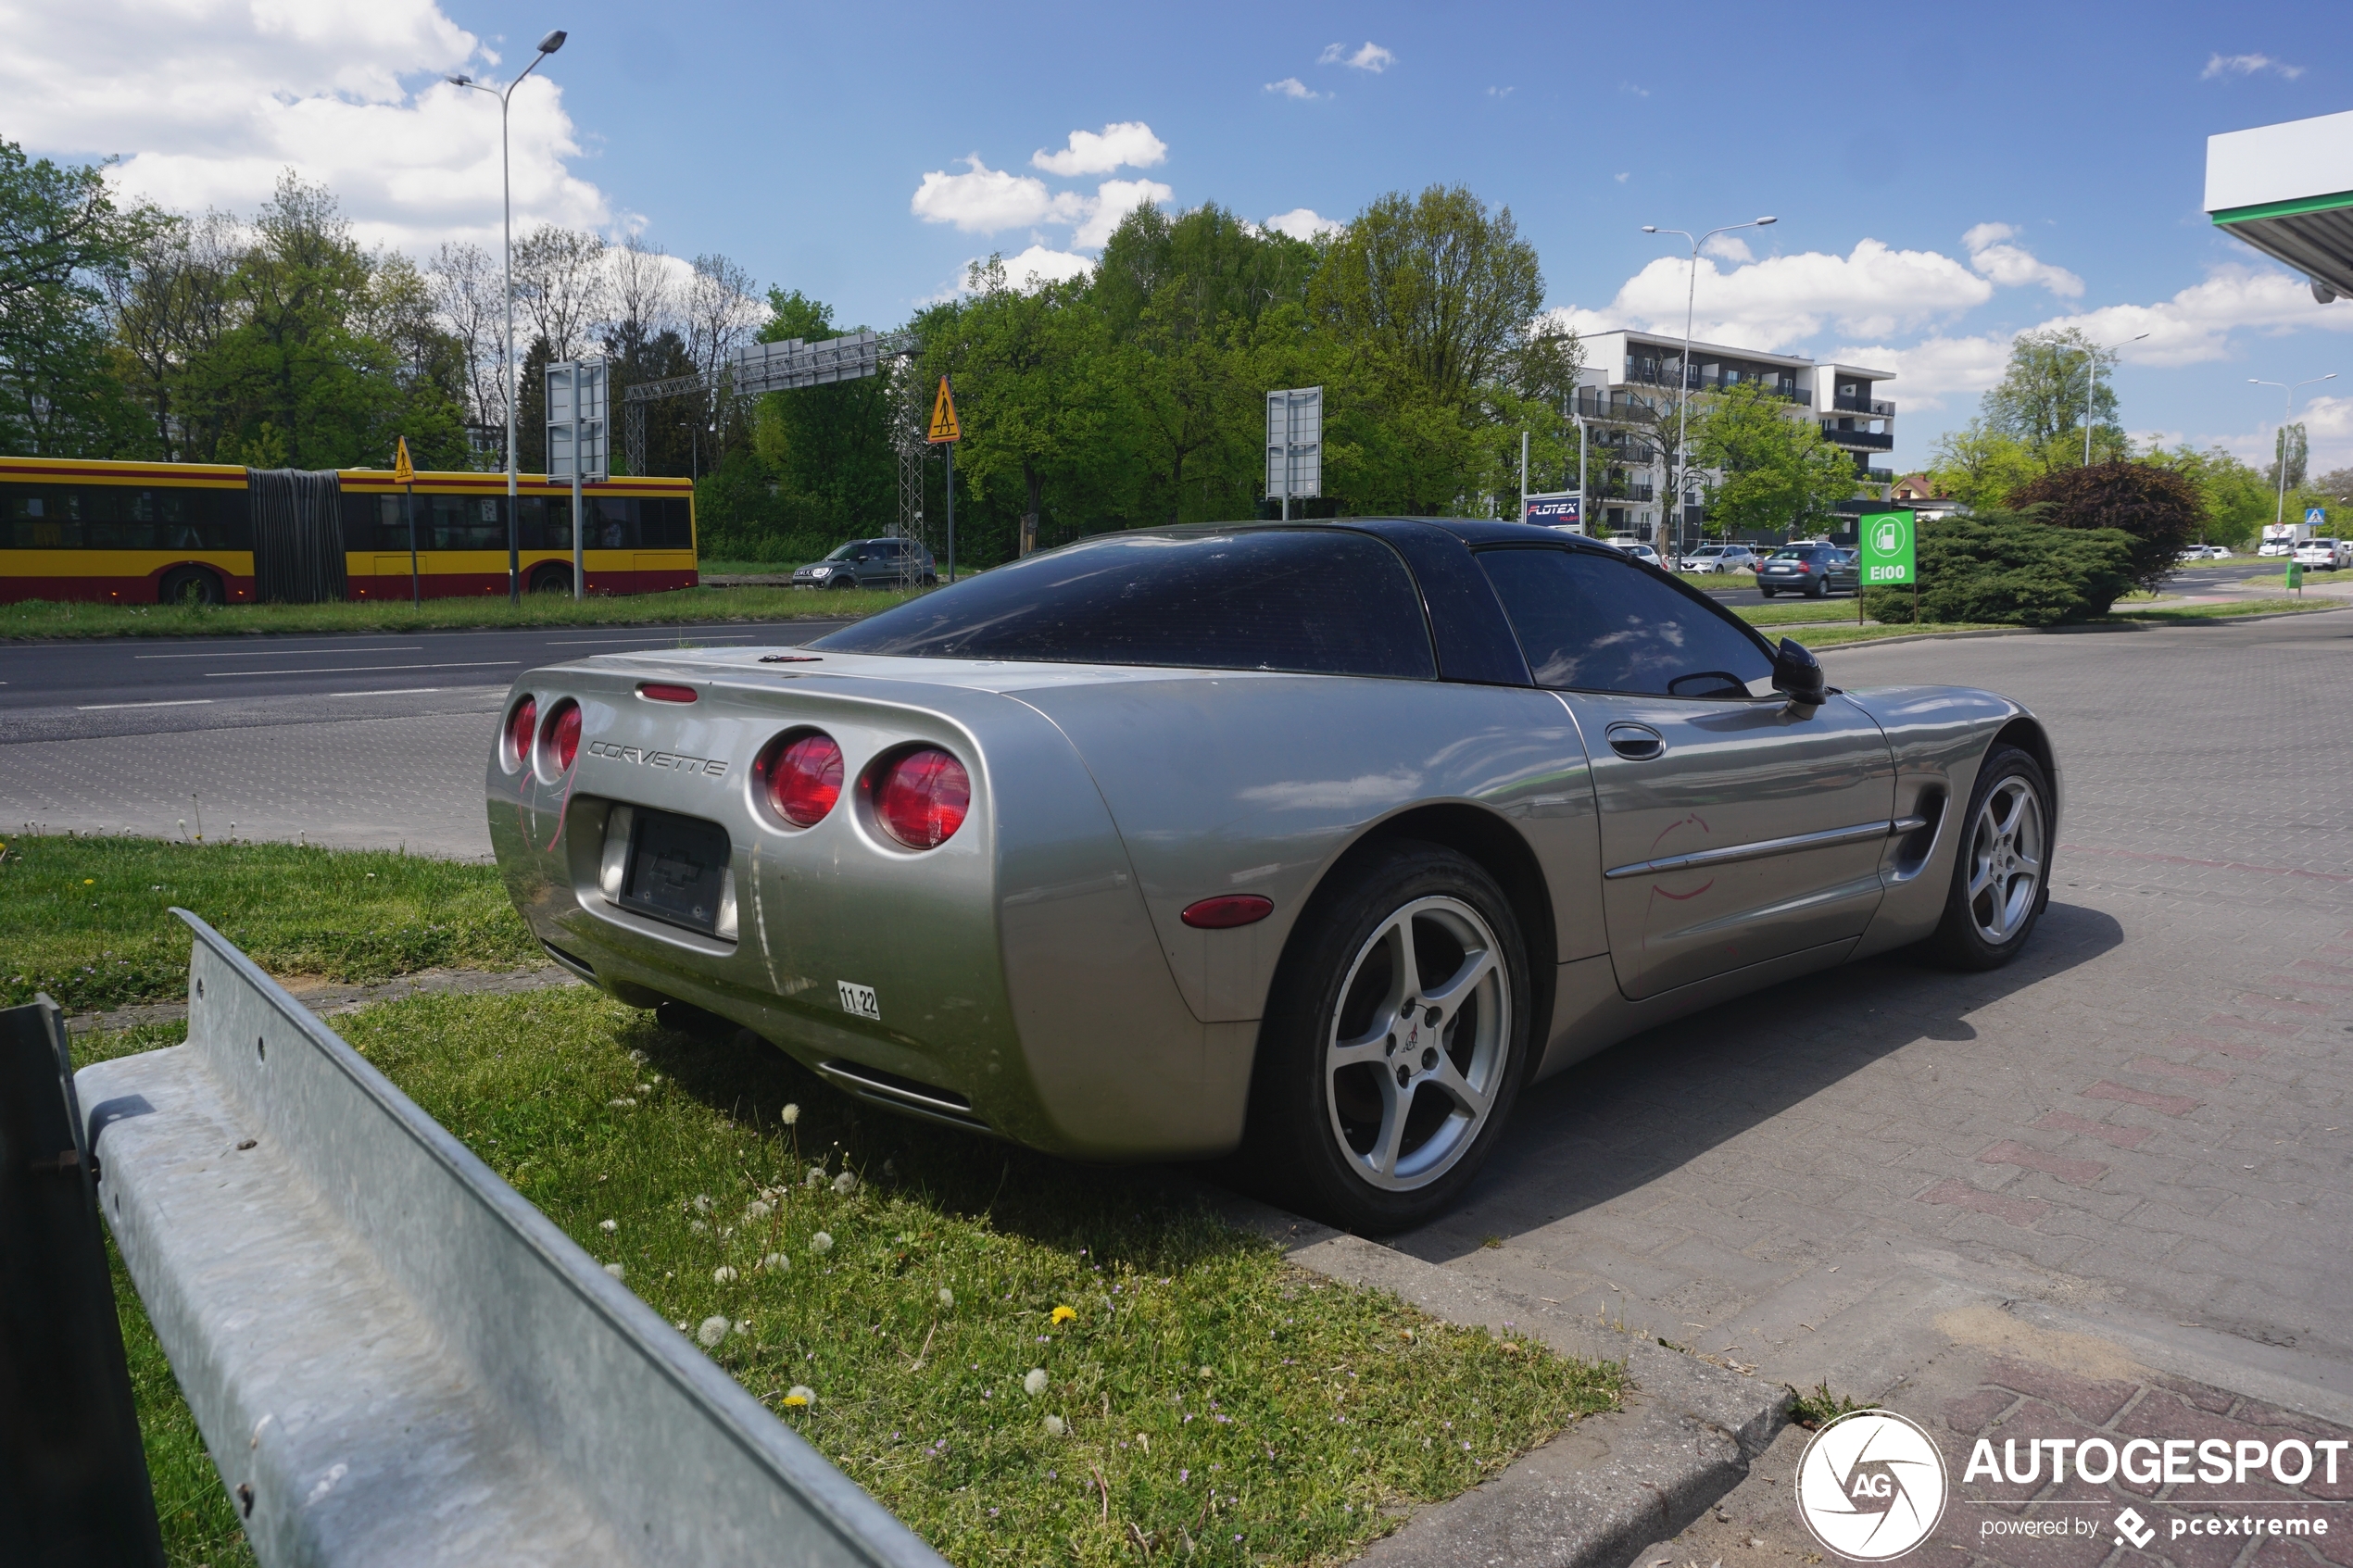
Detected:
left=619, top=1010, right=1258, bottom=1273
left=1394, top=898, right=2125, bottom=1261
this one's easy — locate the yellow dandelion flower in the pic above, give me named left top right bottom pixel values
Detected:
left=1051, top=1305, right=1076, bottom=1325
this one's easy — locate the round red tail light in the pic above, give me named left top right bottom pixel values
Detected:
left=540, top=699, right=582, bottom=773
left=764, top=732, right=844, bottom=827
left=873, top=747, right=970, bottom=849
left=505, top=696, right=537, bottom=771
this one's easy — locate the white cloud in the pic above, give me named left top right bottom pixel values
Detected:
left=1000, top=245, right=1094, bottom=291
left=1702, top=233, right=1754, bottom=263
left=3, top=0, right=610, bottom=254
left=1266, top=207, right=1344, bottom=242
left=1619, top=82, right=1651, bottom=98
left=1828, top=335, right=2015, bottom=411
left=1962, top=221, right=2084, bottom=298
left=1559, top=239, right=1994, bottom=351
left=2203, top=52, right=2303, bottom=81
left=1265, top=77, right=1320, bottom=100
left=1319, top=41, right=1394, bottom=73
left=1614, top=171, right=1630, bottom=183
left=1073, top=178, right=1174, bottom=247
left=1030, top=121, right=1167, bottom=177
left=1487, top=86, right=1515, bottom=99
left=911, top=157, right=1083, bottom=232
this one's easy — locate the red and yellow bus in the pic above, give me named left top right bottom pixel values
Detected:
left=0, top=457, right=697, bottom=605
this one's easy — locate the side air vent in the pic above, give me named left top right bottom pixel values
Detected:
left=816, top=1060, right=990, bottom=1134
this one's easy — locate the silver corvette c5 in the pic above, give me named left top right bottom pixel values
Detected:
left=486, top=520, right=2057, bottom=1231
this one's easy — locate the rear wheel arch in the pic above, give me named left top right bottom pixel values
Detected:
left=1269, top=803, right=1559, bottom=1063
left=155, top=563, right=224, bottom=605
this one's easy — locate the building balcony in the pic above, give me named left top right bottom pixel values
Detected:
left=1617, top=364, right=1813, bottom=406
left=1820, top=426, right=1894, bottom=450
left=1864, top=468, right=1895, bottom=484
left=1831, top=395, right=1896, bottom=415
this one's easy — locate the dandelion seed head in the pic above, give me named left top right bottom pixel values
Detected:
left=1043, top=1414, right=1065, bottom=1436
left=761, top=1252, right=787, bottom=1273
left=696, top=1315, right=729, bottom=1348
left=832, top=1170, right=859, bottom=1195
left=713, top=1265, right=738, bottom=1284
left=810, top=1232, right=834, bottom=1254
left=603, top=1262, right=625, bottom=1280
left=805, top=1166, right=826, bottom=1187
left=780, top=1103, right=800, bottom=1125
left=937, top=1287, right=954, bottom=1308
left=693, top=1194, right=713, bottom=1212
left=746, top=1200, right=772, bottom=1220
left=1024, top=1368, right=1049, bottom=1397
left=599, top=1218, right=618, bottom=1234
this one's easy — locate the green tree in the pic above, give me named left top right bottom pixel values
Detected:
left=1692, top=383, right=1859, bottom=537
left=2006, top=460, right=2202, bottom=593
left=1981, top=328, right=2121, bottom=464
left=0, top=137, right=157, bottom=455
left=2137, top=444, right=2273, bottom=549
left=1927, top=418, right=2044, bottom=509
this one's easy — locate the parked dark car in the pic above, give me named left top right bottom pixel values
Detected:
left=791, top=537, right=937, bottom=590
left=1755, top=545, right=1859, bottom=597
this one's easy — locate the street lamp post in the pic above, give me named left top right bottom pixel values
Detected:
left=2248, top=372, right=2337, bottom=536
left=449, top=28, right=567, bottom=606
left=2078, top=332, right=2148, bottom=465
left=1642, top=217, right=1777, bottom=569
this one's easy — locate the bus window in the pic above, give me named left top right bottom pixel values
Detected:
left=590, top=496, right=634, bottom=549
left=6, top=489, right=81, bottom=548
left=640, top=497, right=694, bottom=548
left=426, top=495, right=507, bottom=551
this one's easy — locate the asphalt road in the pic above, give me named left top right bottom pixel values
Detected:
left=0, top=621, right=850, bottom=745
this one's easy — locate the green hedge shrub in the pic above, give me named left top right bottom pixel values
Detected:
left=1862, top=508, right=2137, bottom=626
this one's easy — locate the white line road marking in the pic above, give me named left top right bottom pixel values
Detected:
left=76, top=699, right=216, bottom=710
left=543, top=633, right=760, bottom=645
left=136, top=645, right=429, bottom=659
left=205, top=660, right=522, bottom=678
left=326, top=687, right=450, bottom=696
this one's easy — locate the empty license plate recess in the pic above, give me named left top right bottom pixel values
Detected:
left=615, top=808, right=736, bottom=936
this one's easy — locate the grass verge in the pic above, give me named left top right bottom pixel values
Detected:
left=0, top=584, right=906, bottom=641
left=2114, top=595, right=2347, bottom=620
left=0, top=834, right=533, bottom=1012
left=75, top=988, right=1621, bottom=1567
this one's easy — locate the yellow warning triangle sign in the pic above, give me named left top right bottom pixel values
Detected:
left=392, top=436, right=415, bottom=483
left=926, top=377, right=962, bottom=444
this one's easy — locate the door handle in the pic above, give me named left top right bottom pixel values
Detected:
left=1605, top=722, right=1664, bottom=760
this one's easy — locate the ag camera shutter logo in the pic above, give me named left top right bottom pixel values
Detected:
left=1796, top=1409, right=1949, bottom=1561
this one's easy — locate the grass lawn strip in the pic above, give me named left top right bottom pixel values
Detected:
left=76, top=991, right=1620, bottom=1567
left=0, top=584, right=906, bottom=641
left=0, top=834, right=534, bottom=1012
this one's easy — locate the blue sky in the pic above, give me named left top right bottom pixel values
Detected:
left=11, top=0, right=2353, bottom=472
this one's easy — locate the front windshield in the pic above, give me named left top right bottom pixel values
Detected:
left=822, top=541, right=861, bottom=562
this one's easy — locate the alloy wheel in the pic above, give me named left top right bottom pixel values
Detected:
left=1323, top=896, right=1510, bottom=1192
left=1965, top=775, right=2044, bottom=945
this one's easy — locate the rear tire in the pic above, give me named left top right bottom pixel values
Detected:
left=1922, top=744, right=2053, bottom=971
left=529, top=564, right=573, bottom=594
left=1244, top=842, right=1531, bottom=1234
left=1806, top=577, right=1827, bottom=599
left=157, top=566, right=223, bottom=606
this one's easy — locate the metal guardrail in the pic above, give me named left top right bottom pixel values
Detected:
left=78, top=911, right=948, bottom=1568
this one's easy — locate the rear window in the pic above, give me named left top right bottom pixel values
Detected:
left=812, top=528, right=1436, bottom=679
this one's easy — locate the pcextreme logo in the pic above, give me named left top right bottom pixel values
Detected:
left=1796, top=1410, right=1950, bottom=1561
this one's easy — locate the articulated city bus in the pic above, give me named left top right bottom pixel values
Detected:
left=0, top=457, right=697, bottom=605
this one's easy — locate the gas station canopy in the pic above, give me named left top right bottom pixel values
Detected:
left=2207, top=108, right=2353, bottom=303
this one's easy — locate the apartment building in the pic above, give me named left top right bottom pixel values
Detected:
left=1567, top=329, right=1896, bottom=546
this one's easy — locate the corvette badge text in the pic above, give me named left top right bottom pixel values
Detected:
left=586, top=740, right=728, bottom=777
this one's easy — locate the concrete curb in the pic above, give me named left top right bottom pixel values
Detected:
left=1211, top=1195, right=1790, bottom=1568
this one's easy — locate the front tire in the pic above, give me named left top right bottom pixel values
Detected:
left=1246, top=842, right=1531, bottom=1233
left=1923, top=745, right=2053, bottom=970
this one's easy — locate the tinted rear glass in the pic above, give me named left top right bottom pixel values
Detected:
left=813, top=528, right=1436, bottom=679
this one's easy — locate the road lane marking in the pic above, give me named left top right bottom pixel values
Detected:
left=76, top=699, right=216, bottom=710
left=204, top=660, right=522, bottom=678
left=326, top=686, right=450, bottom=696
left=136, top=645, right=429, bottom=659
left=543, top=633, right=761, bottom=645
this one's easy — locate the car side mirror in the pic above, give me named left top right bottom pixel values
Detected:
left=1771, top=636, right=1829, bottom=715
